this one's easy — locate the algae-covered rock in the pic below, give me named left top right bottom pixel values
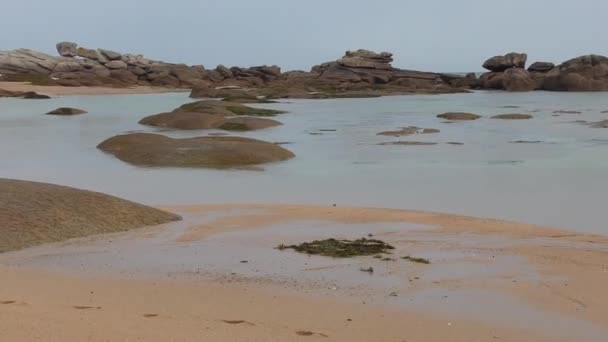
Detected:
left=97, top=133, right=295, bottom=168
left=0, top=178, right=180, bottom=253
left=46, top=107, right=87, bottom=115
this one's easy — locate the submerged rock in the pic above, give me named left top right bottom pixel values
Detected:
left=97, top=133, right=295, bottom=168
left=590, top=120, right=608, bottom=128
left=377, top=126, right=439, bottom=137
left=46, top=107, right=88, bottom=115
left=0, top=178, right=180, bottom=253
left=437, top=112, right=481, bottom=120
left=491, top=114, right=533, bottom=120
left=378, top=141, right=438, bottom=146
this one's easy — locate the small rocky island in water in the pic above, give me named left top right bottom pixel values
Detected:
left=2, top=41, right=607, bottom=98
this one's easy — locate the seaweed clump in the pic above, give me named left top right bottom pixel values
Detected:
left=277, top=238, right=394, bottom=258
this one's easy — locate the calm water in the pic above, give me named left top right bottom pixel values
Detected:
left=1, top=91, right=607, bottom=233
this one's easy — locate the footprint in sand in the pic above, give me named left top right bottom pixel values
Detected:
left=143, top=314, right=159, bottom=318
left=221, top=319, right=255, bottom=326
left=296, top=330, right=329, bottom=338
left=1, top=300, right=16, bottom=305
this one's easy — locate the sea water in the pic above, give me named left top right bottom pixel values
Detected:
left=1, top=91, right=607, bottom=233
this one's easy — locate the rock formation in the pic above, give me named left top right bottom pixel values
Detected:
left=190, top=49, right=468, bottom=99
left=543, top=55, right=608, bottom=91
left=97, top=133, right=295, bottom=168
left=0, top=42, right=207, bottom=88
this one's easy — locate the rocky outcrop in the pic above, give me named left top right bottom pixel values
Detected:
left=0, top=178, right=180, bottom=253
left=1, top=42, right=209, bottom=88
left=478, top=53, right=608, bottom=92
left=483, top=53, right=527, bottom=72
left=97, top=133, right=295, bottom=168
left=542, top=55, right=608, bottom=91
left=337, top=50, right=394, bottom=70
left=190, top=49, right=467, bottom=99
left=46, top=107, right=87, bottom=115
left=502, top=68, right=537, bottom=91
left=0, top=89, right=50, bottom=99
left=437, top=112, right=481, bottom=120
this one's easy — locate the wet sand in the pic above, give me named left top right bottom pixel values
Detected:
left=1, top=204, right=607, bottom=341
left=0, top=81, right=188, bottom=96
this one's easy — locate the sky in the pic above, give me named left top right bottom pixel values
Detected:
left=2, top=0, right=607, bottom=72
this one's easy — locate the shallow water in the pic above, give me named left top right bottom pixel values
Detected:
left=1, top=91, right=607, bottom=233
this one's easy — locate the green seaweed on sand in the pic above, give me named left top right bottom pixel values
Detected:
left=225, top=106, right=285, bottom=117
left=277, top=238, right=394, bottom=258
left=402, top=256, right=431, bottom=264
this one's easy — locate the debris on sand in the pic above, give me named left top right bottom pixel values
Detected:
left=277, top=238, right=394, bottom=258
left=402, top=256, right=431, bottom=264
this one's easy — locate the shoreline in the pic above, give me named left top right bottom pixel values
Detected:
left=0, top=81, right=189, bottom=96
left=2, top=203, right=607, bottom=341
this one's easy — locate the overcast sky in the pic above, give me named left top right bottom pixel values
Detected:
left=2, top=0, right=607, bottom=72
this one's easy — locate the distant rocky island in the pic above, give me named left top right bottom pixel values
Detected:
left=1, top=41, right=607, bottom=98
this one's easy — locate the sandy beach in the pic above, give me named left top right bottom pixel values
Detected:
left=2, top=204, right=607, bottom=341
left=0, top=82, right=188, bottom=96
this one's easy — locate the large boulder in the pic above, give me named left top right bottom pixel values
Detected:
left=478, top=72, right=505, bottom=89
left=320, top=65, right=363, bottom=82
left=483, top=53, right=528, bottom=72
left=0, top=178, right=180, bottom=252
left=0, top=49, right=59, bottom=74
left=76, top=47, right=104, bottom=61
left=216, top=65, right=234, bottom=79
left=170, top=66, right=205, bottom=86
left=338, top=50, right=393, bottom=70
left=528, top=62, right=555, bottom=72
left=109, top=69, right=138, bottom=85
left=54, top=61, right=85, bottom=73
left=502, top=68, right=537, bottom=91
left=56, top=41, right=78, bottom=57
left=97, top=133, right=295, bottom=168
left=543, top=55, right=608, bottom=91
left=99, top=48, right=122, bottom=61
left=105, top=60, right=128, bottom=69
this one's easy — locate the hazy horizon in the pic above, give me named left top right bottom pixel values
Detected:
left=2, top=0, right=607, bottom=72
